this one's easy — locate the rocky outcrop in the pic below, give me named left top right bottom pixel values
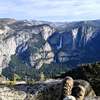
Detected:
left=0, top=25, right=16, bottom=70
left=0, top=78, right=98, bottom=100
left=0, top=79, right=63, bottom=100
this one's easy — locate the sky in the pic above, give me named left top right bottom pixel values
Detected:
left=0, top=0, right=100, bottom=22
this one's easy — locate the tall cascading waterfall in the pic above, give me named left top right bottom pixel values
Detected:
left=72, top=28, right=78, bottom=49
left=57, top=35, right=63, bottom=50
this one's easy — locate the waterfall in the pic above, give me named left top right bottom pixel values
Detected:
left=72, top=28, right=78, bottom=49
left=57, top=35, right=62, bottom=50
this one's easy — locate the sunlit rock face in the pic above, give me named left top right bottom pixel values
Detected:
left=0, top=18, right=100, bottom=70
left=29, top=42, right=54, bottom=69
left=0, top=24, right=16, bottom=69
left=0, top=37, right=16, bottom=69
left=40, top=25, right=55, bottom=40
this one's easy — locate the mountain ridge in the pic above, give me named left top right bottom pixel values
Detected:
left=0, top=18, right=100, bottom=80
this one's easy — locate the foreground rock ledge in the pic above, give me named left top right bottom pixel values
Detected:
left=0, top=79, right=63, bottom=100
left=0, top=79, right=99, bottom=100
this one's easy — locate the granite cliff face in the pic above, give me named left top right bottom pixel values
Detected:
left=0, top=19, right=55, bottom=70
left=1, top=18, right=100, bottom=77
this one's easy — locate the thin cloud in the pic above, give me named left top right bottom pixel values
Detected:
left=0, top=0, right=100, bottom=22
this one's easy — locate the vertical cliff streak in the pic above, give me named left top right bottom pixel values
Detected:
left=72, top=28, right=78, bottom=49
